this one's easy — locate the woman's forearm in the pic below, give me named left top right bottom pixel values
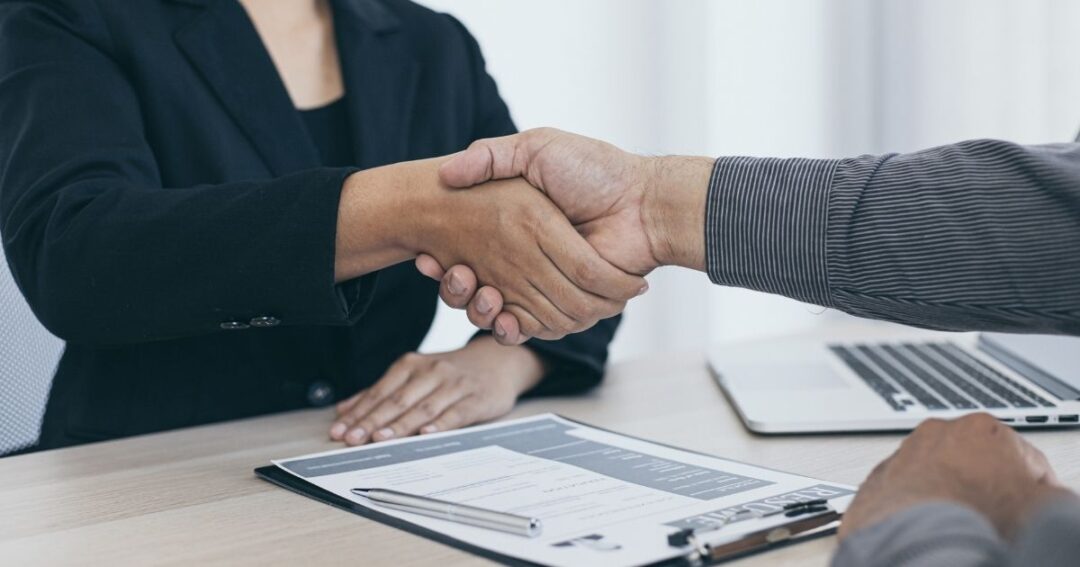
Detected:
left=334, top=158, right=439, bottom=282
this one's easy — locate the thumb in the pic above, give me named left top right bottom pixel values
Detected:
left=439, top=132, right=536, bottom=188
left=439, top=145, right=496, bottom=188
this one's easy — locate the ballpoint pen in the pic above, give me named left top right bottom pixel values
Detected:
left=351, top=487, right=543, bottom=538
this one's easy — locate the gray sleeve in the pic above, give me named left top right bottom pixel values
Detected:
left=1009, top=495, right=1080, bottom=565
left=831, top=502, right=1006, bottom=567
left=704, top=140, right=1080, bottom=334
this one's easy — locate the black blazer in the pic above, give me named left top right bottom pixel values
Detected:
left=0, top=0, right=620, bottom=449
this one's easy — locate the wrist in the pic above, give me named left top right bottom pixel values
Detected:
left=639, top=156, right=711, bottom=271
left=466, top=336, right=546, bottom=394
left=334, top=159, right=444, bottom=282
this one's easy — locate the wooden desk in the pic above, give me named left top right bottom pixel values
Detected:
left=2, top=331, right=1078, bottom=566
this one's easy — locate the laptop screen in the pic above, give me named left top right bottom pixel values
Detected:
left=979, top=334, right=1080, bottom=401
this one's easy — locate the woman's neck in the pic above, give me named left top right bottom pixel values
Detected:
left=238, top=0, right=345, bottom=110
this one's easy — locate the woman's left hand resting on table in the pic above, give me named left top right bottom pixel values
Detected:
left=329, top=336, right=545, bottom=445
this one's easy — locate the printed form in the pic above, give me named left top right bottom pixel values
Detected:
left=274, top=414, right=853, bottom=566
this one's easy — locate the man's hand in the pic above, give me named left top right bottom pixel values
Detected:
left=415, top=129, right=711, bottom=344
left=347, top=158, right=646, bottom=341
left=440, top=128, right=660, bottom=275
left=839, top=413, right=1069, bottom=541
left=330, top=337, right=545, bottom=445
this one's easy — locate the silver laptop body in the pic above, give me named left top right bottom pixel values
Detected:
left=708, top=331, right=1080, bottom=433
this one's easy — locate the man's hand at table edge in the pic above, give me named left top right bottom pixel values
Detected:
left=415, top=128, right=711, bottom=345
left=837, top=413, right=1071, bottom=543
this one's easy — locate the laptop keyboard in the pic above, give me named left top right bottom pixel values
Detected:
left=829, top=343, right=1056, bottom=412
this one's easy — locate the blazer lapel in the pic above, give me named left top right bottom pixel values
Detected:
left=332, top=0, right=420, bottom=169
left=173, top=0, right=320, bottom=175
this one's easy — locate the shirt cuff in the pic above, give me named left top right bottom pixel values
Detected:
left=832, top=502, right=1006, bottom=567
left=1010, top=494, right=1080, bottom=565
left=705, top=156, right=838, bottom=307
left=287, top=166, right=379, bottom=326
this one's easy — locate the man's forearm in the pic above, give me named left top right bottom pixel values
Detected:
left=670, top=140, right=1080, bottom=334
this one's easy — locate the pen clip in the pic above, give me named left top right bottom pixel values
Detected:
left=669, top=499, right=840, bottom=563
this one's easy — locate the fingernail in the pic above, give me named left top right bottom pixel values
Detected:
left=421, top=425, right=439, bottom=434
left=495, top=321, right=507, bottom=338
left=375, top=428, right=395, bottom=441
left=477, top=294, right=493, bottom=314
left=637, top=282, right=649, bottom=296
left=448, top=272, right=466, bottom=295
left=330, top=423, right=347, bottom=439
left=346, top=428, right=366, bottom=444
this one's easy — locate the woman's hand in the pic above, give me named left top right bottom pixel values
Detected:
left=329, top=336, right=545, bottom=446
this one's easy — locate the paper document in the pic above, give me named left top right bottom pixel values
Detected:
left=273, top=414, right=854, bottom=566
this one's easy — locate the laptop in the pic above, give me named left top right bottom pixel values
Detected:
left=707, top=332, right=1080, bottom=433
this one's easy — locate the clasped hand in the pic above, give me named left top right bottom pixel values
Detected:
left=416, top=128, right=711, bottom=344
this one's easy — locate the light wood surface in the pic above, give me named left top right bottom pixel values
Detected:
left=2, top=327, right=1078, bottom=566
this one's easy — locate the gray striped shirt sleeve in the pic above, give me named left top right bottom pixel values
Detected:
left=831, top=497, right=1080, bottom=567
left=705, top=139, right=1080, bottom=334
left=831, top=503, right=1006, bottom=567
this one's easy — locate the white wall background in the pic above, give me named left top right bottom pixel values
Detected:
left=4, top=0, right=1080, bottom=452
left=415, top=0, right=1080, bottom=361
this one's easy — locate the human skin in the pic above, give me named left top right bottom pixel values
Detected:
left=239, top=2, right=644, bottom=445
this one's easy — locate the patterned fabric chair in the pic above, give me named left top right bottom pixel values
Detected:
left=0, top=245, right=63, bottom=456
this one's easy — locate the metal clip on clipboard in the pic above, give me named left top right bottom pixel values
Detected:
left=667, top=500, right=842, bottom=565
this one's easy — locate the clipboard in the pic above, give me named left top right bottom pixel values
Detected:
left=255, top=465, right=840, bottom=566
left=255, top=414, right=849, bottom=566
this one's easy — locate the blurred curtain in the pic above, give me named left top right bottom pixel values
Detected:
left=416, top=0, right=1080, bottom=361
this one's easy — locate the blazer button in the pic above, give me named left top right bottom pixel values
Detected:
left=307, top=381, right=334, bottom=407
left=250, top=316, right=281, bottom=328
left=219, top=321, right=250, bottom=331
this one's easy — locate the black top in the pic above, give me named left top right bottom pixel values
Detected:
left=0, top=0, right=619, bottom=451
left=300, top=98, right=355, bottom=168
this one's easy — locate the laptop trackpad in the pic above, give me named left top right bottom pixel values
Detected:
left=730, top=364, right=851, bottom=391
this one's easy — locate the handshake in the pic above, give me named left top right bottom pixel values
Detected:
left=408, top=128, right=714, bottom=345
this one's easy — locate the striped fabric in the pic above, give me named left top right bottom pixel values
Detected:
left=705, top=139, right=1080, bottom=335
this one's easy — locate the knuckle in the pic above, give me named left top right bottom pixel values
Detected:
left=440, top=409, right=462, bottom=426
left=432, top=359, right=458, bottom=375
left=552, top=312, right=578, bottom=336
left=966, top=412, right=998, bottom=427
left=445, top=373, right=466, bottom=390
left=401, top=352, right=424, bottom=365
left=570, top=261, right=599, bottom=290
left=917, top=418, right=945, bottom=432
left=384, top=392, right=408, bottom=412
left=362, top=387, right=385, bottom=404
left=563, top=295, right=593, bottom=323
left=415, top=401, right=439, bottom=419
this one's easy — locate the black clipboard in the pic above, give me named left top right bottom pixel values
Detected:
left=254, top=415, right=845, bottom=566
